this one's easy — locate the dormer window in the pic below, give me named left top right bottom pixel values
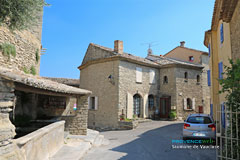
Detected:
left=189, top=56, right=194, bottom=62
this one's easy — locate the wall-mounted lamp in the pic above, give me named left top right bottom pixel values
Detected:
left=108, top=75, right=115, bottom=85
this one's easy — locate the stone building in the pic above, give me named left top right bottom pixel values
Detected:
left=164, top=41, right=210, bottom=115
left=79, top=40, right=209, bottom=130
left=0, top=9, right=91, bottom=160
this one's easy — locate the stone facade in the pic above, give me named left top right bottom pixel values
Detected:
left=80, top=61, right=119, bottom=129
left=79, top=42, right=207, bottom=129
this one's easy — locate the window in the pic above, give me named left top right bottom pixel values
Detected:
left=88, top=96, right=98, bottom=110
left=136, top=67, right=142, bottom=83
left=149, top=69, right=156, bottom=84
left=163, top=76, right=168, bottom=84
left=148, top=95, right=154, bottom=109
left=133, top=94, right=141, bottom=117
left=187, top=116, right=212, bottom=124
left=218, top=62, right=223, bottom=79
left=184, top=98, right=195, bottom=110
left=197, top=75, right=200, bottom=83
left=208, top=44, right=211, bottom=57
left=184, top=72, right=188, bottom=82
left=220, top=23, right=224, bottom=44
left=187, top=98, right=192, bottom=109
left=189, top=56, right=194, bottom=62
left=207, top=70, right=211, bottom=86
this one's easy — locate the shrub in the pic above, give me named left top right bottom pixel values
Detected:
left=30, top=66, right=36, bottom=75
left=0, top=43, right=16, bottom=58
left=169, top=110, right=176, bottom=119
left=35, top=48, right=40, bottom=63
left=23, top=67, right=29, bottom=74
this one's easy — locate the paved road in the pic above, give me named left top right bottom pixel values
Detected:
left=83, top=121, right=216, bottom=160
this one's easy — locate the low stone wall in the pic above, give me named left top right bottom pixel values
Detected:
left=118, top=121, right=138, bottom=130
left=14, top=121, right=65, bottom=160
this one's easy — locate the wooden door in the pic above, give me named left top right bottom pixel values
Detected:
left=160, top=97, right=171, bottom=118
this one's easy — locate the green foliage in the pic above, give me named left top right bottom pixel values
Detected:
left=133, top=114, right=137, bottom=119
left=35, top=48, right=40, bottom=63
left=0, top=0, right=48, bottom=30
left=123, top=118, right=132, bottom=122
left=0, top=43, right=16, bottom=58
left=219, top=59, right=240, bottom=159
left=169, top=110, right=176, bottom=119
left=30, top=66, right=36, bottom=75
left=23, top=67, right=29, bottom=74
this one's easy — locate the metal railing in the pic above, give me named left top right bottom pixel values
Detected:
left=216, top=104, right=240, bottom=160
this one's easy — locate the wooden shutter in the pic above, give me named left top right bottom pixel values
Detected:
left=127, top=93, right=133, bottom=119
left=207, top=70, right=211, bottom=86
left=192, top=98, right=195, bottom=110
left=218, top=62, right=223, bottom=79
left=136, top=67, right=142, bottom=83
left=220, top=23, right=224, bottom=43
left=183, top=98, right=187, bottom=110
left=208, top=44, right=211, bottom=57
left=95, top=96, right=98, bottom=110
left=149, top=69, right=155, bottom=84
left=88, top=97, right=91, bottom=109
left=143, top=94, right=148, bottom=118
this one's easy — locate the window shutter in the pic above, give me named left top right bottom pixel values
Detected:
left=220, top=23, right=224, bottom=43
left=210, top=104, right=213, bottom=117
left=218, top=62, right=223, bottom=79
left=95, top=96, right=98, bottom=110
left=143, top=94, right=148, bottom=118
left=183, top=98, right=187, bottom=110
left=207, top=70, right=211, bottom=86
left=221, top=103, right=225, bottom=128
left=127, top=93, right=133, bottom=119
left=192, top=98, right=195, bottom=110
left=88, top=97, right=90, bottom=109
left=208, top=44, right=211, bottom=57
left=136, top=67, right=142, bottom=83
left=149, top=69, right=155, bottom=84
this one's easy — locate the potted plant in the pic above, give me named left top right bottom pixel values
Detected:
left=169, top=110, right=177, bottom=120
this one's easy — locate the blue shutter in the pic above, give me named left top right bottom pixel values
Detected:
left=210, top=104, right=213, bottom=117
left=208, top=44, right=211, bottom=57
left=221, top=103, right=225, bottom=128
left=207, top=70, right=211, bottom=86
left=220, top=23, right=224, bottom=43
left=218, top=62, right=223, bottom=79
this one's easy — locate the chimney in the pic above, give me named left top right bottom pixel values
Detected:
left=114, top=40, right=123, bottom=54
left=180, top=41, right=185, bottom=47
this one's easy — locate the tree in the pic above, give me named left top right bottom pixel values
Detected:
left=219, top=59, right=240, bottom=159
left=0, top=0, right=47, bottom=30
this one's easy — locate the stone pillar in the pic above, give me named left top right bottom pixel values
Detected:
left=63, top=95, right=88, bottom=135
left=0, top=77, right=17, bottom=158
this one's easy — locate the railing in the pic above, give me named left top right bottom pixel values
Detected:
left=216, top=104, right=240, bottom=160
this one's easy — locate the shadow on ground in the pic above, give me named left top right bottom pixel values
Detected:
left=111, top=123, right=216, bottom=160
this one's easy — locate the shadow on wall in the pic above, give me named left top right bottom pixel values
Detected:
left=111, top=123, right=216, bottom=160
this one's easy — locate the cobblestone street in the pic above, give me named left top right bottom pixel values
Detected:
left=83, top=121, right=216, bottom=160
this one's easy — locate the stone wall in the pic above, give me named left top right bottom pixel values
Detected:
left=159, top=67, right=177, bottom=109
left=14, top=121, right=65, bottom=160
left=62, top=95, right=88, bottom=135
left=175, top=67, right=203, bottom=120
left=119, top=61, right=159, bottom=119
left=80, top=61, right=119, bottom=129
left=230, top=0, right=240, bottom=61
left=0, top=26, right=41, bottom=74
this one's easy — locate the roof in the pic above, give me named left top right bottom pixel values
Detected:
left=79, top=43, right=204, bottom=70
left=0, top=66, right=91, bottom=95
left=164, top=46, right=208, bottom=57
left=43, top=77, right=79, bottom=87
left=146, top=55, right=203, bottom=68
left=211, top=0, right=238, bottom=30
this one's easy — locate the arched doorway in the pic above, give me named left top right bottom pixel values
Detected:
left=133, top=94, right=141, bottom=118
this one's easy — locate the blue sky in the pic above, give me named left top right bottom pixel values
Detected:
left=41, top=0, right=215, bottom=79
